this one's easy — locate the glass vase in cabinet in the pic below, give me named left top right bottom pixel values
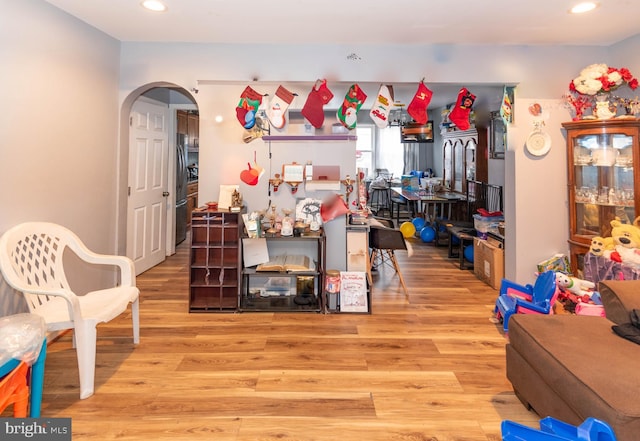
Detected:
left=562, top=119, right=640, bottom=275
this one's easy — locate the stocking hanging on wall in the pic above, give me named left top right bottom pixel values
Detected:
left=369, top=85, right=394, bottom=129
left=236, top=86, right=263, bottom=129
left=267, top=85, right=296, bottom=129
left=302, top=79, right=334, bottom=128
left=448, top=87, right=476, bottom=131
left=337, top=84, right=367, bottom=130
left=407, top=81, right=433, bottom=125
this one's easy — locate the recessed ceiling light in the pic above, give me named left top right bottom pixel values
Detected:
left=570, top=2, right=598, bottom=14
left=141, top=1, right=167, bottom=12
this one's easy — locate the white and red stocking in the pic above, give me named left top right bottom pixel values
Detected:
left=449, top=87, right=476, bottom=131
left=407, top=82, right=434, bottom=125
left=267, top=85, right=295, bottom=129
left=369, top=85, right=394, bottom=129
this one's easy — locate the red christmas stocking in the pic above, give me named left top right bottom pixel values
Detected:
left=369, top=85, right=394, bottom=129
left=337, top=84, right=367, bottom=130
left=301, top=79, right=334, bottom=128
left=267, top=85, right=296, bottom=129
left=407, top=82, right=433, bottom=125
left=448, top=87, right=476, bottom=131
left=236, top=86, right=263, bottom=129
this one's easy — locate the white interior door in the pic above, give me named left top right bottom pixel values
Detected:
left=127, top=99, right=169, bottom=274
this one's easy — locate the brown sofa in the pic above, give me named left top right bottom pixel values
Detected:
left=506, top=280, right=640, bottom=441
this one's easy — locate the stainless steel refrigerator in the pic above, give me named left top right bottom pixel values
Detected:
left=175, top=133, right=188, bottom=245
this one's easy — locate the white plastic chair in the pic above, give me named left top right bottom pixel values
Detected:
left=0, top=222, right=140, bottom=399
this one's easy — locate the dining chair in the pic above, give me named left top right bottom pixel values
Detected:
left=466, top=180, right=487, bottom=221
left=368, top=218, right=408, bottom=297
left=0, top=222, right=140, bottom=399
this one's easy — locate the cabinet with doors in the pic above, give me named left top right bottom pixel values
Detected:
left=177, top=110, right=199, bottom=151
left=442, top=127, right=488, bottom=194
left=187, top=112, right=199, bottom=151
left=562, top=119, right=640, bottom=276
left=189, top=208, right=243, bottom=312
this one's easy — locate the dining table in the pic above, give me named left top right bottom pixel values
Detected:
left=390, top=187, right=464, bottom=222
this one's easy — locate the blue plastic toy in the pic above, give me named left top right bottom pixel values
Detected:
left=494, top=270, right=558, bottom=332
left=502, top=416, right=616, bottom=441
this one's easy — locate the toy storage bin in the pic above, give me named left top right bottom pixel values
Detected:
left=473, top=214, right=504, bottom=239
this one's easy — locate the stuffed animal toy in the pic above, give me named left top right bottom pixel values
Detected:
left=614, top=245, right=640, bottom=269
left=610, top=217, right=640, bottom=249
left=589, top=236, right=615, bottom=257
left=556, top=272, right=596, bottom=301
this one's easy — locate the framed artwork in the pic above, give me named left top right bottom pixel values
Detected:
left=283, top=163, right=304, bottom=183
left=295, top=198, right=322, bottom=225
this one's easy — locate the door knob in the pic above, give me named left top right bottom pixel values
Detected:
left=163, top=191, right=170, bottom=197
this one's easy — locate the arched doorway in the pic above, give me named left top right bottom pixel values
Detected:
left=118, top=83, right=198, bottom=275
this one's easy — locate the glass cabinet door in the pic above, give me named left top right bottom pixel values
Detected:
left=572, top=132, right=635, bottom=239
left=453, top=140, right=463, bottom=192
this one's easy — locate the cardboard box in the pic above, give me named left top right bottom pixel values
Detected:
left=474, top=238, right=504, bottom=289
left=536, top=253, right=570, bottom=274
left=400, top=175, right=420, bottom=191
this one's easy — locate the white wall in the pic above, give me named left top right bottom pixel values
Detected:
left=119, top=41, right=620, bottom=284
left=0, top=0, right=121, bottom=315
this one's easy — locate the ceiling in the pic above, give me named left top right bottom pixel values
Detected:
left=42, top=0, right=640, bottom=111
left=45, top=0, right=640, bottom=47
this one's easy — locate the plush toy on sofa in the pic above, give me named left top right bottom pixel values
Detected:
left=556, top=272, right=596, bottom=301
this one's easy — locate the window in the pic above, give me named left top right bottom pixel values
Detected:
left=357, top=125, right=405, bottom=180
left=355, top=126, right=373, bottom=178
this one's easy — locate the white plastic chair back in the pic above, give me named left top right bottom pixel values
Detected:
left=2, top=225, right=74, bottom=322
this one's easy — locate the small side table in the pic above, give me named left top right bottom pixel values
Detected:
left=446, top=225, right=476, bottom=270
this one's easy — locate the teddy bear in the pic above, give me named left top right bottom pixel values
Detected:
left=606, top=217, right=640, bottom=264
left=555, top=272, right=596, bottom=301
left=610, top=217, right=640, bottom=249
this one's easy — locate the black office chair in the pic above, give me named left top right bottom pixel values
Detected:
left=369, top=218, right=408, bottom=297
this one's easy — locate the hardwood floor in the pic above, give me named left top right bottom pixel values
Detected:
left=9, top=235, right=538, bottom=440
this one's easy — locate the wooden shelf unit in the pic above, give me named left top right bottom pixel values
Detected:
left=189, top=209, right=243, bottom=312
left=239, top=232, right=326, bottom=313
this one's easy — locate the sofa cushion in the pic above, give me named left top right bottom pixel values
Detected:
left=507, top=314, right=640, bottom=437
left=599, top=280, right=640, bottom=325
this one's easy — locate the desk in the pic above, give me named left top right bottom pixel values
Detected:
left=390, top=188, right=462, bottom=222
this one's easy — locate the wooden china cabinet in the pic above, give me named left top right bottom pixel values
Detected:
left=442, top=127, right=488, bottom=195
left=562, top=119, right=640, bottom=275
